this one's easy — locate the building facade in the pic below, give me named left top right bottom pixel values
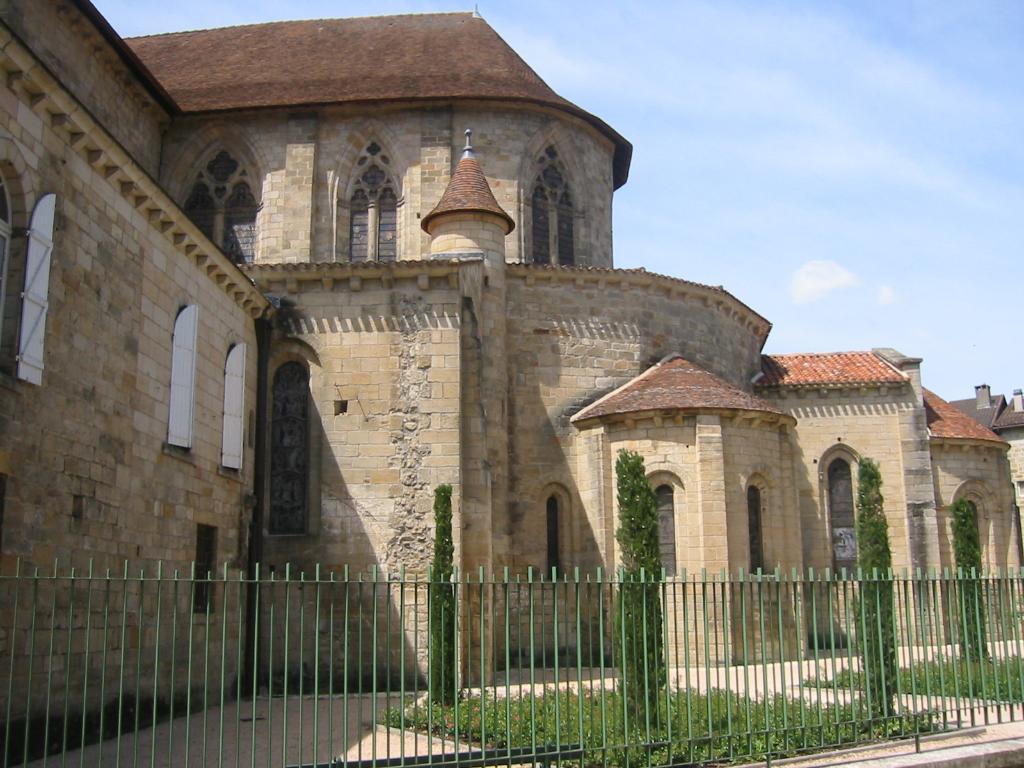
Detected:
left=0, top=1, right=1018, bottom=592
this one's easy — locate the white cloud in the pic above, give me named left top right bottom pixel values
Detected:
left=877, top=285, right=896, bottom=305
left=788, top=260, right=859, bottom=304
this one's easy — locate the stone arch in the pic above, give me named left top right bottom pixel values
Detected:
left=518, top=123, right=585, bottom=266
left=178, top=138, right=265, bottom=264
left=164, top=124, right=268, bottom=205
left=952, top=479, right=999, bottom=566
left=538, top=481, right=572, bottom=576
left=0, top=136, right=35, bottom=372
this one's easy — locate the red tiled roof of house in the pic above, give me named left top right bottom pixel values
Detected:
left=924, top=389, right=1007, bottom=445
left=421, top=150, right=514, bottom=233
left=126, top=13, right=632, bottom=187
left=572, top=356, right=785, bottom=425
left=757, top=352, right=907, bottom=388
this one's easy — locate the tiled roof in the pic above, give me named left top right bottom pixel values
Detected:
left=924, top=389, right=1007, bottom=445
left=758, top=352, right=907, bottom=388
left=948, top=396, right=1004, bottom=429
left=994, top=403, right=1024, bottom=430
left=572, top=356, right=785, bottom=425
left=421, top=151, right=514, bottom=233
left=125, top=13, right=632, bottom=187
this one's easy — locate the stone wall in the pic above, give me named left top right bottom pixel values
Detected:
left=761, top=385, right=921, bottom=572
left=930, top=440, right=1020, bottom=572
left=1004, top=426, right=1024, bottom=512
left=0, top=22, right=261, bottom=575
left=159, top=102, right=616, bottom=267
left=0, top=18, right=262, bottom=722
left=245, top=261, right=464, bottom=576
left=504, top=267, right=768, bottom=572
left=0, top=2, right=168, bottom=175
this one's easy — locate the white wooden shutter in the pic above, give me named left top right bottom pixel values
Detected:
left=16, top=193, right=56, bottom=385
left=221, top=343, right=246, bottom=469
left=168, top=305, right=199, bottom=448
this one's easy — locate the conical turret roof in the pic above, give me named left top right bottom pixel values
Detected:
left=421, top=131, right=515, bottom=233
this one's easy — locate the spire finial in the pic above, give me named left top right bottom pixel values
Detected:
left=463, top=128, right=474, bottom=159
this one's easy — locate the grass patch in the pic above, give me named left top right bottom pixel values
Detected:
left=384, top=687, right=940, bottom=766
left=806, top=656, right=1024, bottom=702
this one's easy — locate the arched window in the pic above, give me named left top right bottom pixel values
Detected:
left=530, top=146, right=574, bottom=266
left=183, top=150, right=259, bottom=264
left=827, top=458, right=857, bottom=572
left=546, top=495, right=561, bottom=575
left=342, top=142, right=400, bottom=262
left=655, top=484, right=676, bottom=576
left=747, top=485, right=765, bottom=572
left=270, top=362, right=309, bottom=534
left=168, top=305, right=200, bottom=448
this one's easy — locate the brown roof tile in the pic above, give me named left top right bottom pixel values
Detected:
left=126, top=13, right=632, bottom=187
left=758, top=352, right=907, bottom=388
left=572, top=356, right=785, bottom=425
left=924, top=389, right=1007, bottom=445
left=421, top=151, right=514, bottom=233
left=994, top=403, right=1024, bottom=429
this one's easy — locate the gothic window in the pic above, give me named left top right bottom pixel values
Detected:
left=183, top=150, right=259, bottom=264
left=655, top=484, right=676, bottom=576
left=342, top=142, right=400, bottom=262
left=530, top=146, right=574, bottom=266
left=270, top=362, right=309, bottom=535
left=747, top=485, right=765, bottom=572
left=827, top=458, right=857, bottom=573
left=546, top=495, right=561, bottom=575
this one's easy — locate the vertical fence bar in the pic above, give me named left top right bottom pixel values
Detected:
left=77, top=561, right=95, bottom=768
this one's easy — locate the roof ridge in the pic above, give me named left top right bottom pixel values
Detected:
left=124, top=11, right=476, bottom=41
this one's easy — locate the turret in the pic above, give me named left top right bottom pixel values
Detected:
left=421, top=130, right=514, bottom=265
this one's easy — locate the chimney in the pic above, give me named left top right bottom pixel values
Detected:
left=1014, top=389, right=1023, bottom=412
left=976, top=384, right=992, bottom=409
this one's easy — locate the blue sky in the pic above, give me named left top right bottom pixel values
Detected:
left=96, top=0, right=1024, bottom=402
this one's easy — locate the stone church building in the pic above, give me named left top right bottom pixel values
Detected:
left=0, top=0, right=1019, bottom=588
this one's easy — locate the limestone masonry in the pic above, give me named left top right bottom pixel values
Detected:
left=0, top=1, right=1019, bottom=591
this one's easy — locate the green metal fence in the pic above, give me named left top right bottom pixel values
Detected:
left=2, top=563, right=1023, bottom=767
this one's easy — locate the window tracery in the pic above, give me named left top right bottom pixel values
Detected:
left=530, top=146, right=574, bottom=266
left=342, top=142, right=399, bottom=262
left=183, top=150, right=259, bottom=264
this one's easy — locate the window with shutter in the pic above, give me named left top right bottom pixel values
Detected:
left=221, top=343, right=247, bottom=469
left=168, top=305, right=200, bottom=448
left=16, top=193, right=56, bottom=385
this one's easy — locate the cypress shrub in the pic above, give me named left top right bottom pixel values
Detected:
left=855, top=458, right=896, bottom=720
left=951, top=497, right=987, bottom=662
left=614, top=449, right=666, bottom=714
left=429, top=484, right=457, bottom=704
